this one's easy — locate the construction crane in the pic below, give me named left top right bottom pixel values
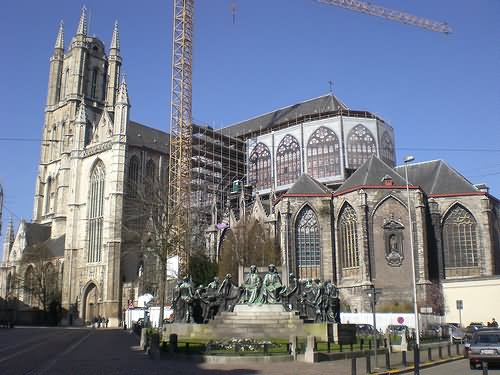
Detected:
left=317, top=0, right=452, bottom=34
left=168, top=0, right=194, bottom=276
left=167, top=0, right=451, bottom=276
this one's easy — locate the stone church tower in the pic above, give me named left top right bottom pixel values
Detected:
left=31, top=8, right=128, bottom=325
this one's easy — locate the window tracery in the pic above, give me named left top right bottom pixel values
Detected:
left=88, top=161, right=105, bottom=263
left=276, top=135, right=301, bottom=186
left=443, top=205, right=479, bottom=275
left=249, top=143, right=272, bottom=190
left=339, top=204, right=359, bottom=269
left=307, top=127, right=341, bottom=178
left=295, top=206, right=321, bottom=279
left=346, top=124, right=376, bottom=169
left=380, top=132, right=395, bottom=166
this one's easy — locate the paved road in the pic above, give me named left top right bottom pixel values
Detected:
left=421, top=358, right=500, bottom=374
left=0, top=327, right=466, bottom=375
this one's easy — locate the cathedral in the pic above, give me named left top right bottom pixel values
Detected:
left=1, top=8, right=499, bottom=326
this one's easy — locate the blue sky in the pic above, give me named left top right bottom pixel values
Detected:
left=1, top=0, right=499, bottom=253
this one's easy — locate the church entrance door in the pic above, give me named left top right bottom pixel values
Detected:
left=83, top=283, right=98, bottom=325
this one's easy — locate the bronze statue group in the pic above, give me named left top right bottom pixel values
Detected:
left=171, top=264, right=341, bottom=324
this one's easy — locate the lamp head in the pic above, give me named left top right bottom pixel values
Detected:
left=404, top=155, right=415, bottom=164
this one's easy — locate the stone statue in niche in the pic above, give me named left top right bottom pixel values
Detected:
left=382, top=214, right=405, bottom=267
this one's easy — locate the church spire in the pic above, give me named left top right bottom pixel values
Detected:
left=76, top=6, right=88, bottom=36
left=116, top=76, right=129, bottom=105
left=110, top=21, right=120, bottom=53
left=54, top=21, right=64, bottom=50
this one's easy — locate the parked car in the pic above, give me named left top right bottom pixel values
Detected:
left=469, top=329, right=500, bottom=369
left=465, top=323, right=485, bottom=340
left=356, top=324, right=380, bottom=337
left=448, top=325, right=466, bottom=343
left=386, top=324, right=410, bottom=338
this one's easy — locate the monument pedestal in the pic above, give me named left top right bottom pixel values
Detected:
left=209, top=303, right=306, bottom=338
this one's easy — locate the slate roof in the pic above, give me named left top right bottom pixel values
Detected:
left=23, top=234, right=65, bottom=259
left=24, top=223, right=51, bottom=247
left=220, top=93, right=349, bottom=138
left=394, top=160, right=478, bottom=195
left=336, top=155, right=407, bottom=194
left=127, top=121, right=169, bottom=153
left=287, top=174, right=332, bottom=195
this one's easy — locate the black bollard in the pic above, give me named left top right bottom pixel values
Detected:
left=360, top=339, right=364, bottom=351
left=447, top=343, right=451, bottom=357
left=263, top=343, right=269, bottom=355
left=366, top=352, right=372, bottom=374
left=414, top=343, right=420, bottom=375
left=385, top=348, right=391, bottom=369
left=327, top=341, right=331, bottom=353
left=456, top=343, right=460, bottom=355
left=340, top=343, right=343, bottom=352
left=427, top=347, right=432, bottom=361
left=482, top=361, right=488, bottom=375
left=438, top=345, right=443, bottom=359
left=351, top=357, right=357, bottom=375
left=402, top=351, right=407, bottom=367
left=350, top=343, right=354, bottom=352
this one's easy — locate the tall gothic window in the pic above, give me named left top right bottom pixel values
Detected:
left=249, top=143, right=272, bottom=190
left=45, top=176, right=52, bottom=215
left=307, top=127, right=341, bottom=178
left=88, top=161, right=105, bottom=263
left=346, top=124, right=376, bottom=169
left=339, top=204, right=359, bottom=269
left=24, top=266, right=34, bottom=306
left=128, top=156, right=140, bottom=198
left=90, top=68, right=98, bottom=99
left=295, top=206, right=321, bottom=279
left=62, top=68, right=69, bottom=99
left=380, top=132, right=395, bottom=166
left=145, top=159, right=155, bottom=198
left=276, top=135, right=301, bottom=186
left=443, top=205, right=479, bottom=276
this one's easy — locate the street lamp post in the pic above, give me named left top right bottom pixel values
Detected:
left=404, top=155, right=420, bottom=374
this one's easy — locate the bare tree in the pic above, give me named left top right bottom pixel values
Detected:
left=124, top=172, right=184, bottom=329
left=17, top=243, right=61, bottom=313
left=218, top=216, right=281, bottom=279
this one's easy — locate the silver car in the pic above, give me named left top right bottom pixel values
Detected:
left=469, top=329, right=500, bottom=369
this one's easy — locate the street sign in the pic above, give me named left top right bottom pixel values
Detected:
left=397, top=316, right=405, bottom=324
left=456, top=300, right=463, bottom=310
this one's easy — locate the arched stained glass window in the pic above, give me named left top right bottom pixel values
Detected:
left=339, top=204, right=359, bottom=269
left=276, top=135, right=301, bottom=186
left=380, top=132, right=395, bottom=166
left=128, top=156, right=140, bottom=197
left=295, top=206, right=321, bottom=279
left=346, top=124, right=376, bottom=169
left=443, top=205, right=479, bottom=276
left=249, top=143, right=272, bottom=190
left=307, top=127, right=341, bottom=178
left=88, top=161, right=105, bottom=263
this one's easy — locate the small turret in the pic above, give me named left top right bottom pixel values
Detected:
left=76, top=6, right=88, bottom=36
left=73, top=99, right=87, bottom=150
left=106, top=21, right=122, bottom=110
left=47, top=21, right=65, bottom=106
left=3, top=218, right=15, bottom=262
left=113, top=77, right=129, bottom=135
left=110, top=21, right=120, bottom=53
left=54, top=21, right=64, bottom=51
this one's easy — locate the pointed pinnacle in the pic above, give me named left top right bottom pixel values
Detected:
left=55, top=21, right=64, bottom=50
left=117, top=76, right=129, bottom=105
left=76, top=99, right=88, bottom=124
left=110, top=20, right=120, bottom=52
left=76, top=5, right=88, bottom=35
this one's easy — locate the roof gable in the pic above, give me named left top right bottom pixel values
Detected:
left=337, top=155, right=407, bottom=193
left=287, top=174, right=331, bottom=195
left=394, top=160, right=478, bottom=195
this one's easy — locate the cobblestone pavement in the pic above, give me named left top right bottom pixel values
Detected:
left=0, top=327, right=461, bottom=375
